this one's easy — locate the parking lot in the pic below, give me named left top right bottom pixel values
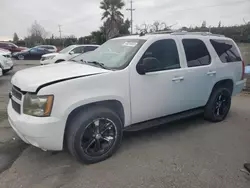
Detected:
left=0, top=60, right=250, bottom=188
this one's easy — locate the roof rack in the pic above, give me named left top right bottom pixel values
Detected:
left=139, top=30, right=224, bottom=37
left=171, top=31, right=225, bottom=37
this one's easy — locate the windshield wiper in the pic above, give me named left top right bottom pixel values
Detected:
left=81, top=60, right=110, bottom=70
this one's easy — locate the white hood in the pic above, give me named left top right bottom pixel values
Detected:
left=42, top=53, right=59, bottom=57
left=11, top=62, right=110, bottom=92
left=0, top=50, right=11, bottom=56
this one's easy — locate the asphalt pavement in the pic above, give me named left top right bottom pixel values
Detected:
left=0, top=60, right=249, bottom=188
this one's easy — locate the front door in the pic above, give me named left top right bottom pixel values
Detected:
left=130, top=38, right=186, bottom=124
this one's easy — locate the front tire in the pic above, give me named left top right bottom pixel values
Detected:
left=204, top=87, right=232, bottom=122
left=66, top=106, right=123, bottom=164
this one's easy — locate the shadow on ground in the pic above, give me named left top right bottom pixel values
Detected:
left=0, top=139, right=27, bottom=174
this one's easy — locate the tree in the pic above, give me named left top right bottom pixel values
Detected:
left=119, top=19, right=130, bottom=35
left=201, top=21, right=207, bottom=28
left=153, top=21, right=160, bottom=32
left=26, top=21, right=47, bottom=46
left=13, top=33, right=19, bottom=43
left=100, top=0, right=125, bottom=39
left=218, top=21, right=221, bottom=28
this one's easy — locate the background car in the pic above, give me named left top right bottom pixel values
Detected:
left=40, top=44, right=99, bottom=65
left=0, top=52, right=13, bottom=74
left=0, top=48, right=12, bottom=58
left=34, top=45, right=57, bottom=53
left=12, top=47, right=51, bottom=60
left=0, top=42, right=26, bottom=53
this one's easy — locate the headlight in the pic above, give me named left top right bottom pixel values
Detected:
left=23, top=93, right=54, bottom=117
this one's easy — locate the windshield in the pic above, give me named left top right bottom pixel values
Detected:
left=59, top=45, right=75, bottom=54
left=71, top=39, right=146, bottom=69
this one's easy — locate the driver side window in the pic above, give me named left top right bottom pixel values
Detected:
left=140, top=39, right=180, bottom=72
left=72, top=46, right=85, bottom=54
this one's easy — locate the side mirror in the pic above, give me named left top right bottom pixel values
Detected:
left=137, top=57, right=160, bottom=75
left=69, top=51, right=74, bottom=55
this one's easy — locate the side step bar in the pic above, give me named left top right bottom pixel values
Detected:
left=124, top=108, right=204, bottom=132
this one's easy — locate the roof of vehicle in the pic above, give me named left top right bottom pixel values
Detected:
left=113, top=31, right=231, bottom=41
left=0, top=41, right=14, bottom=44
left=37, top=45, right=56, bottom=47
left=75, top=44, right=100, bottom=47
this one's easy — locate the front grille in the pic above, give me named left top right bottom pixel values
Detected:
left=3, top=54, right=11, bottom=58
left=12, top=86, right=22, bottom=100
left=12, top=99, right=21, bottom=114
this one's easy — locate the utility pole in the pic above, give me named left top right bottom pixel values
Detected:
left=58, top=25, right=63, bottom=47
left=58, top=25, right=62, bottom=39
left=126, top=0, right=135, bottom=34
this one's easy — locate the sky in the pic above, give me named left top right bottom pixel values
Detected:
left=0, top=0, right=249, bottom=41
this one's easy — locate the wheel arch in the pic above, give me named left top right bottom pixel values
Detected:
left=206, top=79, right=234, bottom=104
left=63, top=99, right=125, bottom=149
left=55, top=59, right=65, bottom=63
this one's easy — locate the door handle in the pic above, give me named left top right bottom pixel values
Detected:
left=172, top=76, right=184, bottom=82
left=207, top=71, right=216, bottom=76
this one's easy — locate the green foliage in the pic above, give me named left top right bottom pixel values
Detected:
left=184, top=24, right=250, bottom=43
left=13, top=33, right=19, bottom=42
left=100, top=0, right=125, bottom=39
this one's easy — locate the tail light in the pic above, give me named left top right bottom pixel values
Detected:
left=241, top=60, right=245, bottom=80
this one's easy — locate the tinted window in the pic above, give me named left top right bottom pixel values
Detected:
left=46, top=46, right=55, bottom=50
left=84, top=46, right=98, bottom=52
left=141, top=39, right=180, bottom=71
left=72, top=46, right=85, bottom=54
left=182, top=39, right=211, bottom=67
left=210, top=39, right=241, bottom=63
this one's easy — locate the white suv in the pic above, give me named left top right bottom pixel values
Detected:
left=8, top=32, right=246, bottom=163
left=40, top=44, right=99, bottom=65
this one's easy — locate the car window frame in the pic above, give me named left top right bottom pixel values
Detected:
left=209, top=39, right=242, bottom=63
left=182, top=38, right=212, bottom=68
left=70, top=46, right=85, bottom=54
left=137, top=39, right=181, bottom=73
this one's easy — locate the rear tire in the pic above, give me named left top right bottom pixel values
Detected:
left=204, top=87, right=232, bottom=122
left=66, top=106, right=123, bottom=164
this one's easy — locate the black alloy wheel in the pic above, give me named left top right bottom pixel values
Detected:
left=204, top=87, right=232, bottom=122
left=81, top=118, right=117, bottom=157
left=67, top=106, right=123, bottom=164
left=213, top=91, right=230, bottom=118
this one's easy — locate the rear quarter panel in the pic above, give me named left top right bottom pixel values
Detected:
left=205, top=37, right=243, bottom=89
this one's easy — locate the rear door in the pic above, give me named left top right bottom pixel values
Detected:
left=175, top=36, right=216, bottom=109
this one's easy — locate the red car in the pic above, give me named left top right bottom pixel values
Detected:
left=0, top=42, right=27, bottom=53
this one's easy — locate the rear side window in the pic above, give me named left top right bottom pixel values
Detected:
left=84, top=46, right=98, bottom=52
left=210, top=39, right=241, bottom=63
left=46, top=46, right=55, bottom=50
left=182, top=39, right=211, bottom=67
